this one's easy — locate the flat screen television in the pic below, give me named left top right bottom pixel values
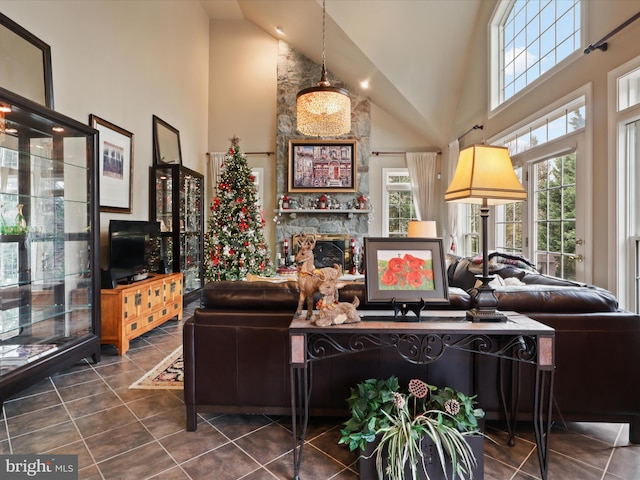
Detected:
left=108, top=220, right=162, bottom=282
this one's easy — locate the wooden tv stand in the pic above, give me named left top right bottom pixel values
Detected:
left=100, top=273, right=183, bottom=355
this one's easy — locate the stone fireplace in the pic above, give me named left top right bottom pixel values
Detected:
left=274, top=41, right=372, bottom=262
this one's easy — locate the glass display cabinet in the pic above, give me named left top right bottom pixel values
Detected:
left=0, top=87, right=100, bottom=405
left=150, top=164, right=204, bottom=303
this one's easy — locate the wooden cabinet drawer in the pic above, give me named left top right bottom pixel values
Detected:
left=101, top=273, right=183, bottom=355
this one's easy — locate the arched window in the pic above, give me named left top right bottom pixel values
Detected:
left=490, top=0, right=582, bottom=110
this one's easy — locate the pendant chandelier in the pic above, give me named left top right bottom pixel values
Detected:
left=296, top=0, right=351, bottom=137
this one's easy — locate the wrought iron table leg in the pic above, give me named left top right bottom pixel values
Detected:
left=533, top=367, right=555, bottom=480
left=498, top=356, right=522, bottom=447
left=291, top=364, right=310, bottom=480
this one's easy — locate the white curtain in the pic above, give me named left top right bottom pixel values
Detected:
left=207, top=152, right=226, bottom=199
left=446, top=140, right=460, bottom=254
left=406, top=152, right=438, bottom=221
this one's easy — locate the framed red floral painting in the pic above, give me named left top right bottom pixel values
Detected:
left=364, top=237, right=449, bottom=306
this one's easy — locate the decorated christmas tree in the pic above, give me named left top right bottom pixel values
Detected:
left=204, top=136, right=273, bottom=281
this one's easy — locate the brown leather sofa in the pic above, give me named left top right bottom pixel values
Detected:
left=183, top=256, right=640, bottom=443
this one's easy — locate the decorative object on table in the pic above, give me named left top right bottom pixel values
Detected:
left=294, top=233, right=338, bottom=319
left=90, top=114, right=134, bottom=213
left=339, top=376, right=484, bottom=480
left=204, top=137, right=273, bottom=281
left=364, top=237, right=449, bottom=320
left=288, top=139, right=357, bottom=192
left=313, top=264, right=361, bottom=326
left=444, top=144, right=526, bottom=322
left=295, top=0, right=351, bottom=137
left=349, top=238, right=357, bottom=274
left=407, top=220, right=437, bottom=238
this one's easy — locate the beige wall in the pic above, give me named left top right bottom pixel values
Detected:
left=453, top=1, right=640, bottom=288
left=0, top=0, right=211, bottom=267
left=208, top=19, right=278, bottom=249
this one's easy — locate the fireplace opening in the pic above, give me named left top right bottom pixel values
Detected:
left=293, top=234, right=350, bottom=271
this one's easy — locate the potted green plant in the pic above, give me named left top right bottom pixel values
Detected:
left=339, top=376, right=484, bottom=480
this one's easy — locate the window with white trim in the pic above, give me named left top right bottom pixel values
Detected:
left=494, top=167, right=524, bottom=256
left=382, top=168, right=417, bottom=237
left=491, top=0, right=582, bottom=109
left=492, top=93, right=589, bottom=282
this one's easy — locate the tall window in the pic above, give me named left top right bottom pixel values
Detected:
left=612, top=56, right=640, bottom=312
left=494, top=167, right=524, bottom=255
left=533, top=153, right=577, bottom=278
left=382, top=168, right=417, bottom=237
left=460, top=205, right=480, bottom=257
left=490, top=91, right=589, bottom=282
left=491, top=0, right=581, bottom=109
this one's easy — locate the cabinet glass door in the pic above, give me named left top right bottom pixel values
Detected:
left=151, top=164, right=203, bottom=301
left=0, top=91, right=97, bottom=380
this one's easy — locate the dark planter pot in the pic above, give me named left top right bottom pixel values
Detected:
left=358, top=434, right=484, bottom=480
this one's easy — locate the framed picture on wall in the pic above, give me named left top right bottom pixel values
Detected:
left=0, top=12, right=54, bottom=108
left=90, top=114, right=134, bottom=213
left=153, top=115, right=182, bottom=165
left=288, top=139, right=356, bottom=192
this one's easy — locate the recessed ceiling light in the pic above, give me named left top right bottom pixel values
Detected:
left=276, top=26, right=284, bottom=35
left=360, top=80, right=370, bottom=89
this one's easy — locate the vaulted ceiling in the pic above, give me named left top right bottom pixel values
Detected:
left=200, top=0, right=490, bottom=146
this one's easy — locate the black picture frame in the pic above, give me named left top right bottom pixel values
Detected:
left=90, top=114, right=134, bottom=213
left=364, top=237, right=449, bottom=305
left=153, top=115, right=182, bottom=165
left=288, top=139, right=356, bottom=192
left=0, top=12, right=54, bottom=109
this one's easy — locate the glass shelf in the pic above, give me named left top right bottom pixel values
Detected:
left=150, top=164, right=204, bottom=301
left=0, top=87, right=100, bottom=404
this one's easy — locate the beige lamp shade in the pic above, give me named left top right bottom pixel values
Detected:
left=444, top=144, right=526, bottom=205
left=408, top=220, right=437, bottom=238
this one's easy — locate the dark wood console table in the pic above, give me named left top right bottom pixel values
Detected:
left=289, top=310, right=555, bottom=480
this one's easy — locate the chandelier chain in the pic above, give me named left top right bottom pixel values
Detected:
left=322, top=0, right=326, bottom=70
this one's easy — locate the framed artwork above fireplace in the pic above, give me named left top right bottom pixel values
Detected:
left=288, top=139, right=356, bottom=192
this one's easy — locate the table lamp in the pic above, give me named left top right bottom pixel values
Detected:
left=444, top=144, right=526, bottom=321
left=407, top=220, right=437, bottom=238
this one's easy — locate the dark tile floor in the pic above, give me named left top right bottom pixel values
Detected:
left=1, top=303, right=639, bottom=479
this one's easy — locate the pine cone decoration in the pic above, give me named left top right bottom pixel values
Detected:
left=408, top=379, right=429, bottom=399
left=391, top=392, right=406, bottom=410
left=444, top=399, right=460, bottom=416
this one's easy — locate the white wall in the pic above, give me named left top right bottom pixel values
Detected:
left=0, top=0, right=210, bottom=267
left=452, top=0, right=640, bottom=288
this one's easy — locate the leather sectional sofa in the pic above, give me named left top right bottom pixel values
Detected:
left=183, top=255, right=640, bottom=443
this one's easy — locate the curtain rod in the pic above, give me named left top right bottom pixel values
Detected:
left=584, top=11, right=640, bottom=54
left=371, top=150, right=441, bottom=156
left=207, top=151, right=274, bottom=156
left=458, top=124, right=483, bottom=142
